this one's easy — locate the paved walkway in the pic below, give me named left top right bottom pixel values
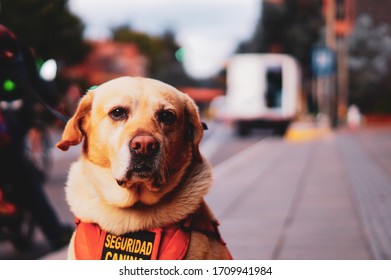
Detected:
left=207, top=126, right=391, bottom=259
left=43, top=125, right=391, bottom=260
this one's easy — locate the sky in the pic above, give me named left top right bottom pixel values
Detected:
left=68, top=0, right=262, bottom=79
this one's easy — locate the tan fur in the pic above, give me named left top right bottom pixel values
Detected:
left=57, top=77, right=231, bottom=260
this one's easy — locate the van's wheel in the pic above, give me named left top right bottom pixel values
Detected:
left=236, top=121, right=251, bottom=137
left=273, top=121, right=290, bottom=137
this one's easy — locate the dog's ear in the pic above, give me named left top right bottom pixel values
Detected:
left=183, top=93, right=204, bottom=163
left=56, top=91, right=93, bottom=151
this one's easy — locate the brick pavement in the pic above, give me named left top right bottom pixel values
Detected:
left=208, top=127, right=391, bottom=259
left=337, top=128, right=391, bottom=259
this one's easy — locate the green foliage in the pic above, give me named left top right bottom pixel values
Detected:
left=112, top=25, right=165, bottom=75
left=113, top=26, right=164, bottom=58
left=112, top=26, right=193, bottom=86
left=0, top=0, right=90, bottom=65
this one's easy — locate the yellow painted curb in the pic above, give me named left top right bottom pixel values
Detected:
left=285, top=127, right=330, bottom=142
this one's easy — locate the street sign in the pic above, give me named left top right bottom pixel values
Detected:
left=312, top=46, right=335, bottom=77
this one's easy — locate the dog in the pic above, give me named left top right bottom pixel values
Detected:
left=57, top=77, right=232, bottom=260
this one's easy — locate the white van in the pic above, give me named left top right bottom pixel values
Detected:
left=212, top=53, right=301, bottom=136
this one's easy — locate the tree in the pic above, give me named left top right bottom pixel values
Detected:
left=112, top=26, right=193, bottom=86
left=0, top=0, right=90, bottom=65
left=348, top=14, right=391, bottom=113
left=239, top=0, right=323, bottom=67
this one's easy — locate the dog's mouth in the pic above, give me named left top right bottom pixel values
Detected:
left=115, top=160, right=163, bottom=190
left=130, top=155, right=159, bottom=176
left=113, top=134, right=165, bottom=191
left=133, top=162, right=153, bottom=173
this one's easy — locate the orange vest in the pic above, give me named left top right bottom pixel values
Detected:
left=74, top=210, right=230, bottom=260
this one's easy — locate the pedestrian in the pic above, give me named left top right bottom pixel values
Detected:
left=0, top=24, right=72, bottom=251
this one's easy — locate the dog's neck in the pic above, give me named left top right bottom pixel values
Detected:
left=65, top=157, right=212, bottom=235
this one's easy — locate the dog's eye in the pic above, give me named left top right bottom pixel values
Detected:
left=157, top=110, right=177, bottom=125
left=109, top=107, right=128, bottom=121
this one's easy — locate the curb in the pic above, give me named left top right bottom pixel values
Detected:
left=285, top=122, right=330, bottom=142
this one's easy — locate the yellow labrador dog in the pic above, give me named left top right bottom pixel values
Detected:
left=57, top=77, right=232, bottom=260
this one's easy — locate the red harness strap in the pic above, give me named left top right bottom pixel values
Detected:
left=74, top=220, right=104, bottom=260
left=156, top=221, right=190, bottom=260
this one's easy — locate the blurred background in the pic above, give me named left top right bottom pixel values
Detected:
left=0, top=0, right=391, bottom=260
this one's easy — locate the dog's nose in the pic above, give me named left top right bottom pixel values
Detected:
left=130, top=135, right=159, bottom=156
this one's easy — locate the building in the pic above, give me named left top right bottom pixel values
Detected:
left=62, top=41, right=148, bottom=86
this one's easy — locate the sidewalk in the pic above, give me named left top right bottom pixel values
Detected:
left=208, top=125, right=391, bottom=259
left=44, top=125, right=391, bottom=260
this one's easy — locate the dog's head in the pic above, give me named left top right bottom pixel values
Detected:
left=57, top=77, right=206, bottom=208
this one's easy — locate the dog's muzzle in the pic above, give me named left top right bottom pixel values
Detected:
left=115, top=133, right=163, bottom=188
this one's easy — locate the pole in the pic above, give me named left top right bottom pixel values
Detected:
left=336, top=35, right=349, bottom=126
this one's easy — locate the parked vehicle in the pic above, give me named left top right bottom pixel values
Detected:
left=212, top=54, right=301, bottom=136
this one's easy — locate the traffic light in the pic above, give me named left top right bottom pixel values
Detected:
left=0, top=77, right=20, bottom=101
left=2, top=79, right=16, bottom=92
left=175, top=48, right=185, bottom=63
